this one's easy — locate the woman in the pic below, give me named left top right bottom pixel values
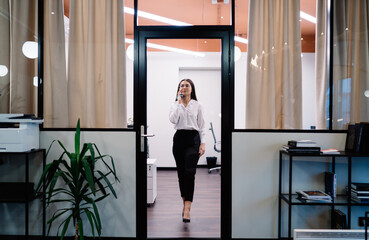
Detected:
left=169, top=78, right=206, bottom=223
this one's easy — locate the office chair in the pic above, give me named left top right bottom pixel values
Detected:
left=208, top=122, right=221, bottom=174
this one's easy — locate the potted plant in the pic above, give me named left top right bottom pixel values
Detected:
left=36, top=119, right=119, bottom=240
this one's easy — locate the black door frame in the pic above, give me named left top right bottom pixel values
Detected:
left=134, top=26, right=234, bottom=240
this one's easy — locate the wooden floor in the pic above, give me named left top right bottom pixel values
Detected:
left=147, top=168, right=221, bottom=238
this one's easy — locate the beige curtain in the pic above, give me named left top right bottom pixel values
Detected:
left=43, top=0, right=69, bottom=127
left=0, top=0, right=10, bottom=113
left=332, top=0, right=369, bottom=129
left=68, top=0, right=127, bottom=128
left=315, top=0, right=329, bottom=129
left=0, top=0, right=38, bottom=114
left=10, top=0, right=38, bottom=114
left=246, top=0, right=302, bottom=129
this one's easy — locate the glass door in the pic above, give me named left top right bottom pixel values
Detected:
left=135, top=27, right=233, bottom=239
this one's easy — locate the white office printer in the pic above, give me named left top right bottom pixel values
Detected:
left=0, top=114, right=44, bottom=152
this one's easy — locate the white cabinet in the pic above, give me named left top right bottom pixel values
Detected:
left=147, top=158, right=157, bottom=204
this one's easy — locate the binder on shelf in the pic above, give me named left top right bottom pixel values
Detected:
left=325, top=171, right=337, bottom=198
left=297, top=190, right=332, bottom=201
left=359, top=122, right=369, bottom=154
left=346, top=183, right=369, bottom=203
left=345, top=123, right=369, bottom=154
left=281, top=145, right=321, bottom=154
left=288, top=140, right=317, bottom=148
left=333, top=209, right=347, bottom=229
left=345, top=124, right=356, bottom=152
left=351, top=182, right=369, bottom=191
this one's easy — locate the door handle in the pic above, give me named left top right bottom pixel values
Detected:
left=141, top=134, right=155, bottom=137
left=141, top=125, right=155, bottom=152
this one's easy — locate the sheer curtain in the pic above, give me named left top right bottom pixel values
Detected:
left=44, top=0, right=69, bottom=127
left=0, top=0, right=38, bottom=114
left=43, top=0, right=127, bottom=128
left=246, top=0, right=302, bottom=129
left=67, top=0, right=127, bottom=128
left=0, top=0, right=10, bottom=113
left=332, top=0, right=369, bottom=129
left=315, top=0, right=329, bottom=129
left=316, top=0, right=369, bottom=129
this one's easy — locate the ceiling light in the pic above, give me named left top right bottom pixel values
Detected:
left=126, top=39, right=204, bottom=57
left=212, top=0, right=229, bottom=4
left=22, top=41, right=38, bottom=59
left=127, top=44, right=134, bottom=61
left=234, top=46, right=241, bottom=62
left=234, top=36, right=248, bottom=44
left=124, top=7, right=192, bottom=26
left=300, top=11, right=317, bottom=24
left=0, top=65, right=8, bottom=77
left=33, top=76, right=38, bottom=87
left=147, top=42, right=205, bottom=57
left=364, top=90, right=369, bottom=98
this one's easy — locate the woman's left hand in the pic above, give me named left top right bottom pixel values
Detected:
left=199, top=143, right=205, bottom=157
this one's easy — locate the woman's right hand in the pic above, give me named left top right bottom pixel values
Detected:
left=177, top=90, right=183, bottom=103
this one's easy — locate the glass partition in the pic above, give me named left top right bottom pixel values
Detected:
left=0, top=0, right=38, bottom=116
left=42, top=0, right=133, bottom=128
left=234, top=0, right=320, bottom=130
left=332, top=1, right=369, bottom=130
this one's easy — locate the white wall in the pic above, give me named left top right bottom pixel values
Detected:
left=232, top=132, right=347, bottom=238
left=127, top=52, right=317, bottom=167
left=40, top=131, right=136, bottom=238
left=146, top=52, right=222, bottom=167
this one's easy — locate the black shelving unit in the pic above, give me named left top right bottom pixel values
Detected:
left=0, top=149, right=45, bottom=240
left=278, top=150, right=369, bottom=240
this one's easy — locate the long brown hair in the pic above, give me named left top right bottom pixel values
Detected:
left=175, top=79, right=198, bottom=101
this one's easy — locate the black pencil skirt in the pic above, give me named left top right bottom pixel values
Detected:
left=172, top=130, right=201, bottom=202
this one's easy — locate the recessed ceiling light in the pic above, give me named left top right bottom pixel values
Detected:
left=125, top=39, right=204, bottom=57
left=124, top=7, right=191, bottom=26
left=364, top=90, right=369, bottom=98
left=300, top=11, right=316, bottom=24
left=234, top=36, right=248, bottom=44
left=0, top=65, right=8, bottom=77
left=22, top=41, right=38, bottom=59
left=33, top=76, right=38, bottom=87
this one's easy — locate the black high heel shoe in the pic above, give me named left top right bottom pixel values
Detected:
left=182, top=210, right=190, bottom=223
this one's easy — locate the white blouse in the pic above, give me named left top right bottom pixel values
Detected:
left=169, top=99, right=206, bottom=144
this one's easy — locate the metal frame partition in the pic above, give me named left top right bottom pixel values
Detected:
left=134, top=25, right=234, bottom=240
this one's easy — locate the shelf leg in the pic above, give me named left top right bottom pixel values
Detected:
left=25, top=153, right=29, bottom=240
